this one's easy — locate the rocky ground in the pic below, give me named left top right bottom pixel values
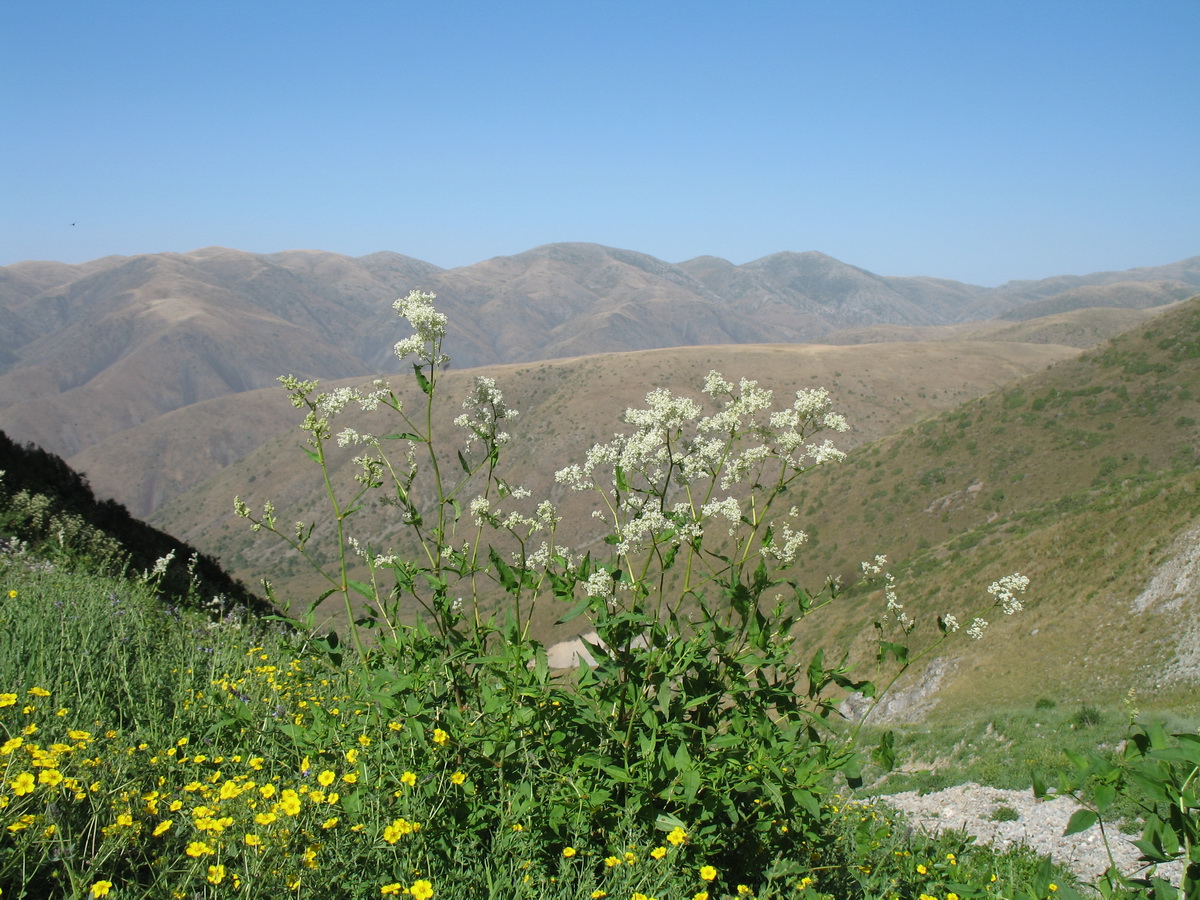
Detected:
left=879, top=782, right=1182, bottom=889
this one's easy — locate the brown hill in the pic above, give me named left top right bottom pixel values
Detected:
left=2, top=244, right=1195, bottom=523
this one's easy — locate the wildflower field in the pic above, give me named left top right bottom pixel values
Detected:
left=1, top=292, right=1195, bottom=899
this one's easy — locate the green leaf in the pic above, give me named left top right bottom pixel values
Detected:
left=1093, top=781, right=1115, bottom=814
left=614, top=465, right=629, bottom=492
left=1063, top=809, right=1098, bottom=836
left=877, top=641, right=909, bottom=665
left=871, top=731, right=896, bottom=772
left=381, top=432, right=421, bottom=441
left=413, top=363, right=432, bottom=395
left=347, top=579, right=374, bottom=600
left=457, top=450, right=471, bottom=474
left=489, top=546, right=519, bottom=593
left=556, top=596, right=591, bottom=625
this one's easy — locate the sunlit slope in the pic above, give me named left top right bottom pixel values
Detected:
left=780, top=296, right=1200, bottom=718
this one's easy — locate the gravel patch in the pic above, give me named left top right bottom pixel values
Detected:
left=879, top=782, right=1181, bottom=888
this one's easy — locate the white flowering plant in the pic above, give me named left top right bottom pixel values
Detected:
left=234, top=290, right=1031, bottom=885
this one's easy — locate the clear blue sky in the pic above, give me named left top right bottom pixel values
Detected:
left=3, top=1, right=1197, bottom=286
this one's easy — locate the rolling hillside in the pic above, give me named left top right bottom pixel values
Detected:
left=2, top=244, right=1195, bottom=485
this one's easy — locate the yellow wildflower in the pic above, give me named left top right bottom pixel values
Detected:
left=411, top=879, right=434, bottom=900
left=700, top=865, right=718, bottom=881
left=650, top=846, right=667, bottom=859
left=90, top=882, right=114, bottom=898
left=450, top=771, right=466, bottom=786
left=562, top=847, right=577, bottom=858
left=185, top=841, right=213, bottom=857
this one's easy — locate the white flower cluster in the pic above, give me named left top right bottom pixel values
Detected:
left=470, top=492, right=560, bottom=538
left=584, top=569, right=615, bottom=598
left=553, top=370, right=849, bottom=560
left=454, top=376, right=518, bottom=449
left=881, top=572, right=913, bottom=630
left=762, top=524, right=808, bottom=564
left=392, top=291, right=448, bottom=365
left=988, top=573, right=1030, bottom=614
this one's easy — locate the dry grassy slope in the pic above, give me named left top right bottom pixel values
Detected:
left=778, top=297, right=1200, bottom=718
left=823, top=305, right=1166, bottom=349
left=151, top=339, right=1076, bottom=631
left=3, top=246, right=1196, bottom=473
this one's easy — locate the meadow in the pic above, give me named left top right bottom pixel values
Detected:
left=1, top=292, right=1195, bottom=899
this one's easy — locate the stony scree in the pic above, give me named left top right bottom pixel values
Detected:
left=878, top=781, right=1182, bottom=887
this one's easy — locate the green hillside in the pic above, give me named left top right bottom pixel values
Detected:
left=785, top=296, right=1200, bottom=718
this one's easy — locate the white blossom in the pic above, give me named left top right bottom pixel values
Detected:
left=988, top=573, right=1030, bottom=614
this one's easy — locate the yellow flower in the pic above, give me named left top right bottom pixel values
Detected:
left=1049, top=885, right=1058, bottom=893
left=28, top=687, right=51, bottom=697
left=604, top=856, right=621, bottom=867
left=737, top=887, right=752, bottom=896
left=322, top=817, right=339, bottom=829
left=562, top=846, right=577, bottom=858
left=39, top=769, right=63, bottom=787
left=948, top=894, right=960, bottom=900
left=381, top=886, right=403, bottom=896
left=207, top=865, right=226, bottom=885
left=917, top=864, right=928, bottom=875
left=400, top=771, right=417, bottom=787
left=7, top=589, right=16, bottom=598
left=185, top=841, right=213, bottom=857
left=1, top=737, right=23, bottom=754
left=90, top=882, right=114, bottom=898
left=450, top=771, right=466, bottom=786
left=317, top=770, right=336, bottom=787
left=11, top=773, right=35, bottom=796
left=153, top=820, right=173, bottom=836
left=700, top=865, right=718, bottom=882
left=650, top=846, right=667, bottom=860
left=592, top=892, right=608, bottom=899
left=694, top=894, right=710, bottom=900
left=383, top=818, right=415, bottom=843
left=432, top=728, right=449, bottom=745
left=342, top=772, right=358, bottom=784
left=357, top=734, right=371, bottom=747
left=245, top=834, right=262, bottom=847
left=411, top=879, right=434, bottom=900
left=277, top=789, right=302, bottom=816
left=68, top=730, right=92, bottom=742
left=666, top=826, right=687, bottom=845
left=0, top=694, right=16, bottom=708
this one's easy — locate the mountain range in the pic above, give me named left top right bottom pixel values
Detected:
left=1, top=243, right=1196, bottom=481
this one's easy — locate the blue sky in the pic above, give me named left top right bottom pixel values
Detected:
left=3, top=1, right=1197, bottom=285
